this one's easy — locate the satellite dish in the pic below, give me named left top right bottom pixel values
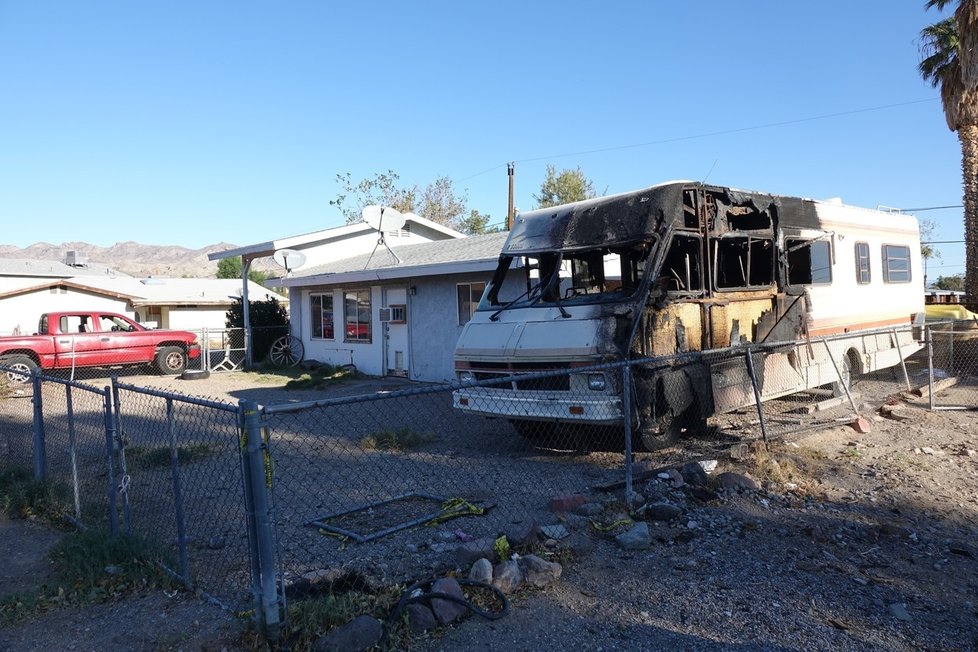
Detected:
left=362, top=205, right=406, bottom=232
left=273, top=249, right=307, bottom=277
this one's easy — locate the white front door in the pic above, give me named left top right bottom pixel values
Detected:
left=384, top=287, right=409, bottom=377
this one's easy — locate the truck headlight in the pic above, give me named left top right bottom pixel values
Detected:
left=459, top=370, right=476, bottom=383
left=587, top=373, right=607, bottom=391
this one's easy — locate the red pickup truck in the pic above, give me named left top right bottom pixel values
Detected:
left=0, top=311, right=201, bottom=383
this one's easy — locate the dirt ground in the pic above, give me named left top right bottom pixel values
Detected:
left=2, top=367, right=978, bottom=650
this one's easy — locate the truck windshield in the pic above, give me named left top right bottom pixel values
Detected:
left=480, top=242, right=655, bottom=312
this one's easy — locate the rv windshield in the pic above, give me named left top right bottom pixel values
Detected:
left=480, top=242, right=655, bottom=313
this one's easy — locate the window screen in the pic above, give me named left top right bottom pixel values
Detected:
left=882, top=245, right=911, bottom=283
left=855, top=242, right=871, bottom=285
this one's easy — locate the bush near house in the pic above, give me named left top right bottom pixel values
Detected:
left=225, top=297, right=289, bottom=363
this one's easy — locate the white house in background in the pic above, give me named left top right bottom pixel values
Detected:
left=207, top=213, right=469, bottom=367
left=278, top=232, right=509, bottom=382
left=0, top=257, right=285, bottom=335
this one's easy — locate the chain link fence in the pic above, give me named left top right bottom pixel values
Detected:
left=925, top=319, right=978, bottom=410
left=0, top=324, right=290, bottom=387
left=1, top=321, right=971, bottom=643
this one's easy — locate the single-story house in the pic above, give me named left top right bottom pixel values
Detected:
left=278, top=232, right=509, bottom=382
left=0, top=257, right=285, bottom=335
left=208, top=213, right=469, bottom=366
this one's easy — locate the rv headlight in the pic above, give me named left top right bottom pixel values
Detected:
left=587, top=373, right=607, bottom=391
left=458, top=370, right=476, bottom=383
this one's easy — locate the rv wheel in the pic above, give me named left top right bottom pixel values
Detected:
left=636, top=413, right=681, bottom=451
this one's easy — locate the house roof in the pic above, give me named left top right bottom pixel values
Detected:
left=281, top=231, right=509, bottom=287
left=0, top=258, right=129, bottom=278
left=207, top=214, right=467, bottom=262
left=0, top=277, right=286, bottom=307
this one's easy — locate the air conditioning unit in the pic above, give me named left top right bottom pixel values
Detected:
left=378, top=308, right=392, bottom=322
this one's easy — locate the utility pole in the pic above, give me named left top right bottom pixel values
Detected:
left=507, top=162, right=515, bottom=230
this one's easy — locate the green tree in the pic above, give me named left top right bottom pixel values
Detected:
left=457, top=209, right=499, bottom=235
left=934, top=273, right=965, bottom=291
left=225, top=296, right=289, bottom=363
left=533, top=165, right=596, bottom=208
left=919, top=0, right=978, bottom=305
left=330, top=170, right=416, bottom=224
left=331, top=171, right=481, bottom=232
left=216, top=256, right=269, bottom=285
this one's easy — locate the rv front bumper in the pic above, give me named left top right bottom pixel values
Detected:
left=452, top=387, right=624, bottom=424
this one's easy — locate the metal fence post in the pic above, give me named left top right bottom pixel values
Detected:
left=240, top=399, right=282, bottom=639
left=926, top=326, right=936, bottom=411
left=743, top=344, right=768, bottom=443
left=621, top=363, right=635, bottom=508
left=102, top=386, right=119, bottom=535
left=110, top=377, right=132, bottom=535
left=66, top=384, right=82, bottom=521
left=31, top=371, right=47, bottom=480
left=166, top=397, right=191, bottom=587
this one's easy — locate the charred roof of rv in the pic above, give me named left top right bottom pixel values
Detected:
left=502, top=181, right=819, bottom=255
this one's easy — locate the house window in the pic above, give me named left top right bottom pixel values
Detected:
left=855, top=242, right=871, bottom=284
left=713, top=237, right=774, bottom=290
left=882, top=245, right=911, bottom=283
left=457, top=282, right=486, bottom=325
left=311, top=293, right=334, bottom=339
left=785, top=238, right=832, bottom=285
left=344, top=289, right=371, bottom=342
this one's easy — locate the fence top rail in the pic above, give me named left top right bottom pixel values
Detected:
left=26, top=371, right=108, bottom=395
left=112, top=378, right=240, bottom=413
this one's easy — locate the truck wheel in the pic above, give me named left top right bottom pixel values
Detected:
left=0, top=354, right=38, bottom=384
left=156, top=347, right=187, bottom=375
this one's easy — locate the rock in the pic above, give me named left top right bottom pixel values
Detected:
left=539, top=524, right=570, bottom=540
left=636, top=501, right=683, bottom=522
left=314, top=615, right=383, bottom=652
left=661, top=469, right=685, bottom=487
left=469, top=558, right=493, bottom=584
left=549, top=493, right=586, bottom=513
left=492, top=560, right=523, bottom=594
left=520, top=554, right=562, bottom=588
left=849, top=417, right=871, bottom=434
left=562, top=532, right=597, bottom=557
left=615, top=522, right=651, bottom=550
left=716, top=471, right=761, bottom=492
left=504, top=517, right=538, bottom=546
left=430, top=542, right=455, bottom=554
left=574, top=502, right=604, bottom=517
left=430, top=577, right=467, bottom=625
left=406, top=604, right=437, bottom=634
left=456, top=537, right=496, bottom=566
left=680, top=461, right=709, bottom=487
left=729, top=443, right=750, bottom=460
left=207, top=535, right=225, bottom=550
left=301, top=568, right=348, bottom=585
left=888, top=602, right=912, bottom=622
left=698, top=459, right=718, bottom=474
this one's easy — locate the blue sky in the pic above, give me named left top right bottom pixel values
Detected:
left=0, top=1, right=965, bottom=280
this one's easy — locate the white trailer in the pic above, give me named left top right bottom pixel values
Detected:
left=452, top=182, right=924, bottom=449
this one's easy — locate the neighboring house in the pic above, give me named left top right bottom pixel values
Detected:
left=279, top=232, right=509, bottom=382
left=208, top=214, right=471, bottom=369
left=0, top=256, right=285, bottom=335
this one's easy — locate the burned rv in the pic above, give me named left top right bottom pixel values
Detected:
left=452, top=181, right=924, bottom=448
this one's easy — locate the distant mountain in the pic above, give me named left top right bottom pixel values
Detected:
left=0, top=241, right=275, bottom=278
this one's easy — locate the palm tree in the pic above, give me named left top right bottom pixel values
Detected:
left=919, top=0, right=978, bottom=306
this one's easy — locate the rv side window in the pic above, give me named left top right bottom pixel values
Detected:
left=713, top=237, right=773, bottom=290
left=855, top=242, right=871, bottom=284
left=882, top=245, right=911, bottom=283
left=658, top=234, right=702, bottom=292
left=786, top=239, right=832, bottom=285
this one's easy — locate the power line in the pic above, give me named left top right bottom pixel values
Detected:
left=458, top=98, right=938, bottom=182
